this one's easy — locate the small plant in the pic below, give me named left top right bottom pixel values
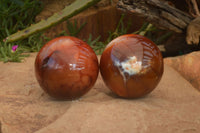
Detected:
left=106, top=14, right=131, bottom=44
left=87, top=34, right=103, bottom=54
left=57, top=20, right=86, bottom=37
left=0, top=41, right=29, bottom=62
left=17, top=33, right=49, bottom=52
left=0, top=0, right=43, bottom=39
left=66, top=20, right=86, bottom=36
left=87, top=14, right=132, bottom=55
left=0, top=0, right=43, bottom=62
left=134, top=22, right=172, bottom=45
left=87, top=16, right=172, bottom=55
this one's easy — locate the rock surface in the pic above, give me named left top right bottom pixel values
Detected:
left=0, top=53, right=200, bottom=133
left=164, top=51, right=200, bottom=91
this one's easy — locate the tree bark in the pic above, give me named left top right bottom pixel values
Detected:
left=117, top=0, right=193, bottom=33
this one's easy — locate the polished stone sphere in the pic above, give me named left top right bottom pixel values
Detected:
left=100, top=34, right=163, bottom=98
left=35, top=36, right=99, bottom=100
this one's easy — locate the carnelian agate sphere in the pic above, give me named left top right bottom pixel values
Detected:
left=35, top=36, right=99, bottom=100
left=100, top=34, right=163, bottom=98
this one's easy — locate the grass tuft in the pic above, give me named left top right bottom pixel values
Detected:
left=0, top=0, right=43, bottom=62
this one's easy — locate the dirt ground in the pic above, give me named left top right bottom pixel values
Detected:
left=0, top=53, right=200, bottom=133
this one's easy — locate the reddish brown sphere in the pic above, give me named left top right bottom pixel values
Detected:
left=100, top=34, right=163, bottom=98
left=35, top=36, right=99, bottom=100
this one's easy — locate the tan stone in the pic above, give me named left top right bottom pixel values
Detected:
left=0, top=53, right=200, bottom=133
left=164, top=51, right=200, bottom=91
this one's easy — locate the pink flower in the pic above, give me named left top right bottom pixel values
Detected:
left=12, top=45, right=18, bottom=52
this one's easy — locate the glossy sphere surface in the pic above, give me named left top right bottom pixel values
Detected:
left=100, top=34, right=163, bottom=98
left=35, top=36, right=99, bottom=100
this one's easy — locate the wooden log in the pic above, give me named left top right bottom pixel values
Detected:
left=186, top=16, right=200, bottom=44
left=117, top=0, right=193, bottom=33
